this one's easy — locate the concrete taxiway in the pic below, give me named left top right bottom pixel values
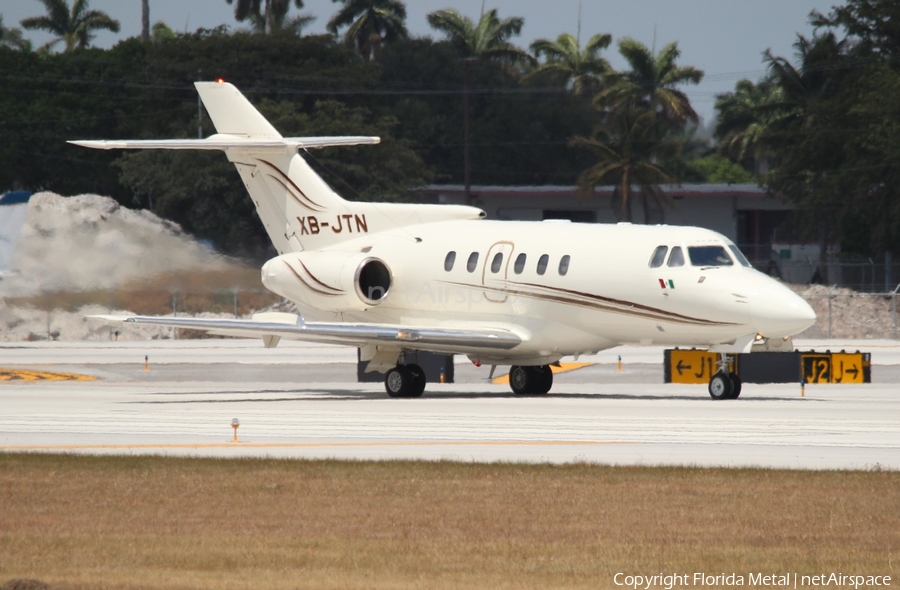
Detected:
left=1, top=339, right=898, bottom=470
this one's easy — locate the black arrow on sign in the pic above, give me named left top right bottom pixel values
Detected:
left=676, top=359, right=691, bottom=376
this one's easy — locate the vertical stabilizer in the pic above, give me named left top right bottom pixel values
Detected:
left=0, top=191, right=33, bottom=276
left=194, top=82, right=281, bottom=138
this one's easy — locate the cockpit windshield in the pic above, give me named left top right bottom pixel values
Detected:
left=728, top=244, right=752, bottom=267
left=688, top=245, right=734, bottom=267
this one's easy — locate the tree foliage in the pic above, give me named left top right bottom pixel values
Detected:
left=426, top=8, right=532, bottom=66
left=327, top=0, right=407, bottom=60
left=226, top=0, right=305, bottom=35
left=714, top=0, right=900, bottom=259
left=526, top=33, right=612, bottom=96
left=0, top=3, right=723, bottom=252
left=21, top=0, right=120, bottom=52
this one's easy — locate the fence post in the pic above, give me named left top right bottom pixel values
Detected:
left=827, top=284, right=837, bottom=338
left=172, top=290, right=178, bottom=340
left=892, top=283, right=900, bottom=340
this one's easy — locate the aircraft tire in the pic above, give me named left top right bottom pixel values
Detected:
left=406, top=363, right=427, bottom=398
left=510, top=365, right=552, bottom=395
left=534, top=365, right=553, bottom=394
left=509, top=365, right=533, bottom=395
left=385, top=366, right=412, bottom=398
left=727, top=373, right=742, bottom=399
left=708, top=371, right=734, bottom=400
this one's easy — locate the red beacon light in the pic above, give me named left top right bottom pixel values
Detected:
left=217, top=78, right=225, bottom=84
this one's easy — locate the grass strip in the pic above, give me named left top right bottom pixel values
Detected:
left=1, top=454, right=897, bottom=589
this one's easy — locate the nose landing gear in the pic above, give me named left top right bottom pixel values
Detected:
left=708, top=371, right=742, bottom=400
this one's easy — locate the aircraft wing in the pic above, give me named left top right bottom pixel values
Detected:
left=87, top=313, right=523, bottom=352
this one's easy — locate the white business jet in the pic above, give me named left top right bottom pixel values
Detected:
left=74, top=82, right=816, bottom=399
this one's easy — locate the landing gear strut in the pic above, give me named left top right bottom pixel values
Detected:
left=509, top=365, right=553, bottom=395
left=384, top=363, right=426, bottom=398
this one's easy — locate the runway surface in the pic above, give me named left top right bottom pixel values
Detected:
left=1, top=339, right=899, bottom=470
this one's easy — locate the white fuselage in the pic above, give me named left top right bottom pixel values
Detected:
left=262, top=219, right=816, bottom=364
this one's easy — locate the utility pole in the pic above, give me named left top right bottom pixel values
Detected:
left=197, top=68, right=203, bottom=139
left=463, top=57, right=477, bottom=207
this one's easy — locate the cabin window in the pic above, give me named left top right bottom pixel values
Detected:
left=558, top=255, right=571, bottom=276
left=513, top=253, right=526, bottom=274
left=491, top=252, right=503, bottom=273
left=688, top=246, right=733, bottom=267
left=536, top=254, right=549, bottom=275
left=649, top=245, right=668, bottom=268
left=728, top=245, right=752, bottom=267
left=466, top=252, right=479, bottom=273
left=444, top=251, right=456, bottom=272
left=667, top=247, right=685, bottom=267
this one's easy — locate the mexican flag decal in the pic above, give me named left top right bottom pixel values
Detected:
left=659, top=279, right=675, bottom=289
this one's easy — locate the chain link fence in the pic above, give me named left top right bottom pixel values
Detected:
left=793, top=285, right=900, bottom=340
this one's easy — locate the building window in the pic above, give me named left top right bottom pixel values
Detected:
left=537, top=254, right=549, bottom=275
left=513, top=253, right=526, bottom=274
left=467, top=252, right=479, bottom=273
left=444, top=251, right=456, bottom=272
left=558, top=255, right=570, bottom=276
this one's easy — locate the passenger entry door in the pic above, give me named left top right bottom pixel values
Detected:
left=481, top=241, right=515, bottom=303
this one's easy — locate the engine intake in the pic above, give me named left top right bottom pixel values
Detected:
left=355, top=258, right=392, bottom=304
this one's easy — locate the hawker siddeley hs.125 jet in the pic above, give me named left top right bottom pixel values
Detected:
left=76, top=81, right=816, bottom=399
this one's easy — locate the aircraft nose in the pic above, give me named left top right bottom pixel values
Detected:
left=753, top=281, right=817, bottom=337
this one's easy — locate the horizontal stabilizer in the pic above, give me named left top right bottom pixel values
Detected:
left=69, top=135, right=380, bottom=151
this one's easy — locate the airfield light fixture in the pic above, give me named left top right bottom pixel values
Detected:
left=231, top=418, right=240, bottom=442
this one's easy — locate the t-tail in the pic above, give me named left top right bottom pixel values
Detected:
left=70, top=81, right=484, bottom=253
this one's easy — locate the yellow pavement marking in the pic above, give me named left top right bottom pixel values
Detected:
left=2, top=440, right=631, bottom=451
left=0, top=368, right=96, bottom=382
left=492, top=362, right=594, bottom=385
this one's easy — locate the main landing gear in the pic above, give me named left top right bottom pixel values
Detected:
left=384, top=363, right=426, bottom=398
left=508, top=365, right=553, bottom=395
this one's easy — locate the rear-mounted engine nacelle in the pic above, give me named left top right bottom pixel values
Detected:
left=262, top=251, right=392, bottom=312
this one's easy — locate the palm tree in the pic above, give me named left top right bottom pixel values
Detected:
left=1, top=14, right=31, bottom=50
left=596, top=38, right=703, bottom=123
left=572, top=105, right=678, bottom=222
left=151, top=21, right=174, bottom=42
left=327, top=0, right=407, bottom=61
left=21, top=0, right=120, bottom=52
left=141, top=0, right=149, bottom=41
left=247, top=11, right=314, bottom=35
left=426, top=8, right=531, bottom=65
left=226, top=0, right=304, bottom=35
left=714, top=79, right=785, bottom=177
left=526, top=32, right=612, bottom=96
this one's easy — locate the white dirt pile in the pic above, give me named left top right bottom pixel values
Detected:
left=1, top=192, right=230, bottom=297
